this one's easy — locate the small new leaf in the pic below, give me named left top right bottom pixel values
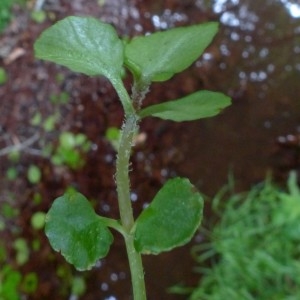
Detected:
left=45, top=190, right=113, bottom=271
left=138, top=90, right=231, bottom=121
left=134, top=178, right=203, bottom=254
left=34, top=16, right=124, bottom=82
left=125, top=22, right=218, bottom=83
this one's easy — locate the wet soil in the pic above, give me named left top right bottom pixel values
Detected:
left=1, top=0, right=300, bottom=299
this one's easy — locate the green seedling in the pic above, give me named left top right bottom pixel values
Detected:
left=30, top=96, right=89, bottom=170
left=30, top=10, right=46, bottom=24
left=1, top=202, right=18, bottom=219
left=71, top=276, right=86, bottom=297
left=43, top=114, right=58, bottom=132
left=50, top=91, right=70, bottom=104
left=105, top=126, right=121, bottom=151
left=32, top=192, right=42, bottom=205
left=30, top=211, right=46, bottom=230
left=0, top=266, right=38, bottom=299
left=0, top=0, right=14, bottom=33
left=27, top=165, right=42, bottom=184
left=21, top=272, right=38, bottom=294
left=30, top=112, right=42, bottom=126
left=34, top=16, right=231, bottom=299
left=0, top=266, right=22, bottom=300
left=6, top=167, right=18, bottom=181
left=13, top=238, right=29, bottom=266
left=51, top=131, right=91, bottom=169
left=0, top=67, right=7, bottom=84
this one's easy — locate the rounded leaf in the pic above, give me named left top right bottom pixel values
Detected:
left=34, top=16, right=124, bottom=81
left=138, top=90, right=231, bottom=121
left=125, top=22, right=218, bottom=82
left=45, top=191, right=113, bottom=270
left=59, top=132, right=76, bottom=149
left=31, top=211, right=46, bottom=230
left=134, top=177, right=203, bottom=254
left=27, top=165, right=42, bottom=184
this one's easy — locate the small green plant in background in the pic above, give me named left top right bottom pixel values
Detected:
left=185, top=172, right=300, bottom=300
left=27, top=164, right=42, bottom=184
left=34, top=16, right=231, bottom=299
left=51, top=131, right=91, bottom=169
left=30, top=9, right=46, bottom=24
left=0, top=67, right=8, bottom=84
left=105, top=126, right=121, bottom=151
left=0, top=1, right=29, bottom=33
left=0, top=265, right=39, bottom=300
left=0, top=266, right=22, bottom=300
left=0, top=200, right=39, bottom=300
left=29, top=94, right=92, bottom=170
left=0, top=0, right=14, bottom=33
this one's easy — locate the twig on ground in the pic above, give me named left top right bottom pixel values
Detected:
left=34, top=0, right=46, bottom=11
left=0, top=132, right=40, bottom=157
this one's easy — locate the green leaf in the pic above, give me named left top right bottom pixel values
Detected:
left=21, top=273, right=38, bottom=294
left=34, top=16, right=124, bottom=81
left=30, top=112, right=42, bottom=126
left=13, top=238, right=30, bottom=265
left=43, top=115, right=57, bottom=132
left=1, top=266, right=22, bottom=300
left=31, top=10, right=47, bottom=23
left=125, top=22, right=218, bottom=83
left=59, top=132, right=76, bottom=149
left=138, top=90, right=231, bottom=121
left=134, top=177, right=203, bottom=254
left=45, top=191, right=113, bottom=271
left=27, top=165, right=42, bottom=184
left=31, top=211, right=46, bottom=230
left=0, top=67, right=8, bottom=84
left=6, top=167, right=18, bottom=181
left=71, top=276, right=86, bottom=296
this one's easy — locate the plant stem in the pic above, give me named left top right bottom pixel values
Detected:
left=98, top=216, right=126, bottom=236
left=112, top=78, right=135, bottom=116
left=115, top=113, right=146, bottom=300
left=124, top=232, right=146, bottom=300
left=116, top=115, right=136, bottom=231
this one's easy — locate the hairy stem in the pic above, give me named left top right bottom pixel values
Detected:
left=124, top=232, right=146, bottom=300
left=116, top=115, right=136, bottom=231
left=115, top=113, right=146, bottom=299
left=112, top=78, right=135, bottom=116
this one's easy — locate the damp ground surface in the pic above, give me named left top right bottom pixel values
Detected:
left=1, top=0, right=300, bottom=299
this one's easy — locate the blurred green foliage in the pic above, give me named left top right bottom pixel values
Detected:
left=51, top=131, right=91, bottom=169
left=187, top=172, right=300, bottom=300
left=0, top=0, right=14, bottom=33
left=0, top=67, right=8, bottom=84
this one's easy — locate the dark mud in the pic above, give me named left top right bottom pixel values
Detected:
left=0, top=0, right=300, bottom=299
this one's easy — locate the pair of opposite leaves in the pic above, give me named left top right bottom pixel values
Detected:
left=34, top=16, right=231, bottom=122
left=45, top=178, right=203, bottom=271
